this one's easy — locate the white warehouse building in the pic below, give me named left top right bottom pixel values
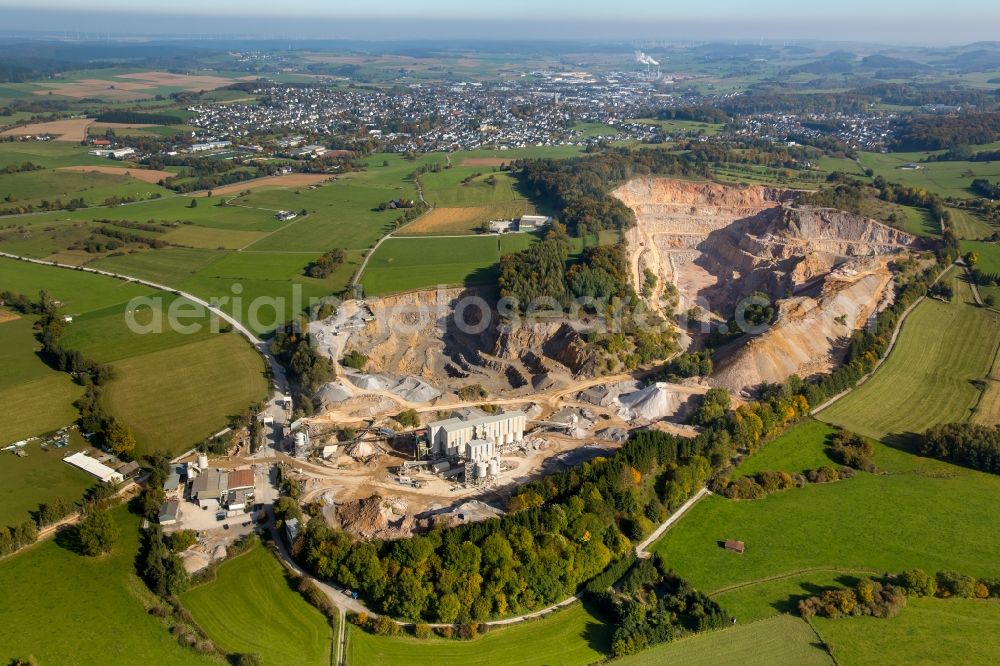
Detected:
left=426, top=411, right=526, bottom=459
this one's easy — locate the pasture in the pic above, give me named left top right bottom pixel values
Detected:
left=360, top=233, right=536, bottom=296
left=857, top=151, right=1000, bottom=199
left=421, top=169, right=525, bottom=207
left=0, top=437, right=93, bottom=528
left=0, top=507, right=218, bottom=665
left=950, top=208, right=995, bottom=240
left=652, top=427, right=1000, bottom=596
left=815, top=597, right=1000, bottom=665
left=613, top=614, right=832, bottom=666
left=818, top=272, right=1000, bottom=439
left=237, top=182, right=412, bottom=252
left=182, top=546, right=332, bottom=666
left=0, top=314, right=83, bottom=444
left=731, top=418, right=840, bottom=479
left=102, top=333, right=267, bottom=456
left=346, top=602, right=611, bottom=666
left=0, top=168, right=169, bottom=208
left=0, top=140, right=112, bottom=168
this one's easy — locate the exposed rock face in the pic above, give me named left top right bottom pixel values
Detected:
left=711, top=258, right=895, bottom=392
left=613, top=178, right=916, bottom=316
left=333, top=288, right=594, bottom=398
left=614, top=178, right=919, bottom=394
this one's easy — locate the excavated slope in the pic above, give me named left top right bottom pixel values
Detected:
left=614, top=178, right=918, bottom=393
left=613, top=178, right=915, bottom=316
left=711, top=258, right=895, bottom=392
left=337, top=288, right=593, bottom=397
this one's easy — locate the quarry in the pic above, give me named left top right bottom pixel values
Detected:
left=287, top=177, right=919, bottom=539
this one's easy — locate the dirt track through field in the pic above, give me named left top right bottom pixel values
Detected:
left=57, top=166, right=176, bottom=184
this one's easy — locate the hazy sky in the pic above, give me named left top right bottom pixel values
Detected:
left=0, top=1, right=993, bottom=43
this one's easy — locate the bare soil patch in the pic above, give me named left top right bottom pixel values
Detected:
left=0, top=309, right=20, bottom=324
left=460, top=157, right=511, bottom=167
left=56, top=166, right=175, bottom=184
left=397, top=206, right=491, bottom=235
left=0, top=118, right=93, bottom=141
left=195, top=173, right=333, bottom=197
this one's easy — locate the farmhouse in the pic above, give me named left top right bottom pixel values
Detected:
left=425, top=411, right=525, bottom=458
left=275, top=210, right=298, bottom=221
left=63, top=451, right=125, bottom=484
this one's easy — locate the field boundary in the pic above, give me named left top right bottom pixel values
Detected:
left=811, top=263, right=953, bottom=416
left=708, top=566, right=883, bottom=597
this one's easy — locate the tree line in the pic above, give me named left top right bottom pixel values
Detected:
left=918, top=423, right=1000, bottom=474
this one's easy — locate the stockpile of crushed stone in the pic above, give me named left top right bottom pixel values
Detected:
left=616, top=382, right=685, bottom=422
left=317, top=382, right=352, bottom=407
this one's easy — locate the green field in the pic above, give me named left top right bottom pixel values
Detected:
left=732, top=418, right=840, bottom=479
left=815, top=597, right=1000, bottom=665
left=182, top=545, right=332, bottom=666
left=0, top=169, right=168, bottom=209
left=858, top=151, right=1000, bottom=200
left=102, top=333, right=267, bottom=456
left=818, top=272, right=1000, bottom=440
left=951, top=208, right=996, bottom=240
left=422, top=170, right=525, bottom=207
left=0, top=141, right=115, bottom=168
left=0, top=507, right=218, bottom=665
left=630, top=117, right=725, bottom=137
left=1, top=255, right=267, bottom=457
left=653, top=428, right=1000, bottom=597
left=0, top=313, right=84, bottom=443
left=614, top=614, right=832, bottom=666
left=0, top=437, right=93, bottom=528
left=360, top=234, right=536, bottom=296
left=346, top=602, right=611, bottom=666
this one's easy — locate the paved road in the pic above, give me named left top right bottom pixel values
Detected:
left=635, top=486, right=711, bottom=556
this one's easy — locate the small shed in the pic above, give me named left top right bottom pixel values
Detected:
left=158, top=500, right=180, bottom=526
left=724, top=539, right=746, bottom=554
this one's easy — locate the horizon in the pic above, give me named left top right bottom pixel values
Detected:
left=0, top=3, right=994, bottom=45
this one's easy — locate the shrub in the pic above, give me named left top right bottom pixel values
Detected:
left=414, top=623, right=432, bottom=639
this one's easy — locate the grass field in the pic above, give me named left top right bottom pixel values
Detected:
left=732, top=418, right=840, bottom=479
left=0, top=507, right=218, bottom=665
left=182, top=546, right=332, bottom=666
left=815, top=597, right=1000, bottom=665
left=102, top=333, right=267, bottom=456
left=652, top=428, right=1000, bottom=596
left=0, top=168, right=169, bottom=208
left=346, top=602, right=611, bottom=666
left=950, top=208, right=996, bottom=240
left=818, top=272, right=1000, bottom=439
left=858, top=151, right=1000, bottom=200
left=613, top=614, right=832, bottom=666
left=421, top=169, right=526, bottom=207
left=0, top=308, right=84, bottom=444
left=360, top=233, right=537, bottom=296
left=0, top=438, right=93, bottom=528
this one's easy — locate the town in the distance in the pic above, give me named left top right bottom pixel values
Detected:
left=1, top=3, right=999, bottom=665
